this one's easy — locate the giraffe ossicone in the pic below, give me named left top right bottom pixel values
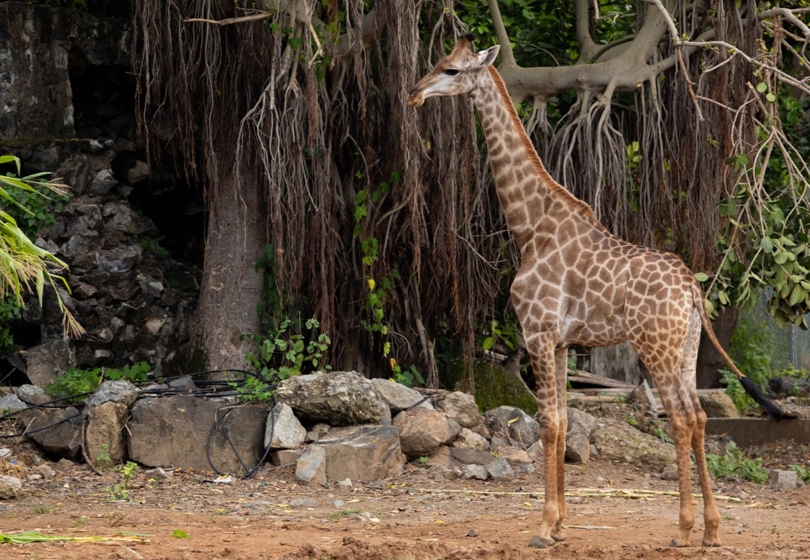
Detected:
left=408, top=34, right=783, bottom=548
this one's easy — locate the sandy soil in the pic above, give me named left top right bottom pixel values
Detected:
left=1, top=444, right=809, bottom=560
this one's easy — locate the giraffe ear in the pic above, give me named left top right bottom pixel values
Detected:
left=476, top=45, right=500, bottom=67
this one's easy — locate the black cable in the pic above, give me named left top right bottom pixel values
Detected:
left=0, top=411, right=82, bottom=438
left=205, top=397, right=277, bottom=479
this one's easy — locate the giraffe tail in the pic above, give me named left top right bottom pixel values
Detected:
left=691, top=284, right=784, bottom=421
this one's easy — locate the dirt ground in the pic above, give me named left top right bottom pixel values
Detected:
left=1, top=442, right=809, bottom=560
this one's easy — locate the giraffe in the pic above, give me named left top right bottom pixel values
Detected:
left=407, top=34, right=782, bottom=548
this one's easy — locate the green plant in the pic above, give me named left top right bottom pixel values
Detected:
left=96, top=444, right=111, bottom=465
left=47, top=362, right=151, bottom=400
left=239, top=318, right=331, bottom=403
left=722, top=314, right=777, bottom=413
left=418, top=456, right=430, bottom=465
left=328, top=509, right=362, bottom=518
left=139, top=236, right=169, bottom=257
left=105, top=461, right=139, bottom=502
left=31, top=505, right=58, bottom=514
left=789, top=464, right=810, bottom=482
left=706, top=442, right=769, bottom=483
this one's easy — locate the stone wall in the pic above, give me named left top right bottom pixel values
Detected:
left=0, top=2, right=198, bottom=383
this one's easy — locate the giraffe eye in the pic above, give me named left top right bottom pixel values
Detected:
left=444, top=68, right=460, bottom=76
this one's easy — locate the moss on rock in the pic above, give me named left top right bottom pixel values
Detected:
left=440, top=359, right=538, bottom=415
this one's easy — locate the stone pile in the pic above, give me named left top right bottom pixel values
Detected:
left=1, top=371, right=682, bottom=497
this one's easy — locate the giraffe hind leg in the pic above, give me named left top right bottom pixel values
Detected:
left=550, top=347, right=568, bottom=542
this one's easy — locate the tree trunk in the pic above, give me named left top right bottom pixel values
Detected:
left=192, top=171, right=265, bottom=371
left=696, top=307, right=739, bottom=388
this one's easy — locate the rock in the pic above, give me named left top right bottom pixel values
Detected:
left=770, top=469, right=798, bottom=491
left=467, top=529, right=478, bottom=537
left=33, top=464, right=55, bottom=478
left=16, top=385, right=45, bottom=403
left=768, top=376, right=810, bottom=398
left=446, top=360, right=538, bottom=415
left=451, top=428, right=489, bottom=451
left=449, top=447, right=497, bottom=466
left=591, top=418, right=676, bottom=471
left=427, top=446, right=460, bottom=468
left=314, top=425, right=405, bottom=483
left=567, top=407, right=599, bottom=437
left=337, top=478, right=353, bottom=488
left=462, top=464, right=489, bottom=480
left=127, top=396, right=266, bottom=473
left=484, top=406, right=540, bottom=448
left=25, top=339, right=75, bottom=387
left=564, top=431, right=590, bottom=464
left=0, top=394, right=26, bottom=413
left=167, top=375, right=196, bottom=391
left=145, top=467, right=172, bottom=479
left=88, top=169, right=118, bottom=195
left=698, top=392, right=740, bottom=418
left=275, top=372, right=387, bottom=425
left=661, top=464, right=679, bottom=481
left=370, top=378, right=426, bottom=412
left=127, top=160, right=150, bottom=184
left=434, top=391, right=481, bottom=428
left=55, top=154, right=91, bottom=195
left=86, top=380, right=140, bottom=410
left=626, top=380, right=658, bottom=414
left=137, top=274, right=164, bottom=298
left=270, top=449, right=304, bottom=467
left=85, top=402, right=128, bottom=468
left=295, top=446, right=327, bottom=486
left=0, top=475, right=23, bottom=500
left=289, top=497, right=317, bottom=508
left=485, top=457, right=514, bottom=481
left=18, top=407, right=83, bottom=460
left=265, top=403, right=306, bottom=449
left=393, top=408, right=456, bottom=458
left=494, top=446, right=534, bottom=464
left=306, top=423, right=331, bottom=442
left=527, top=440, right=544, bottom=462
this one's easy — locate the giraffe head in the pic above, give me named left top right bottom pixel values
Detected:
left=407, top=33, right=500, bottom=107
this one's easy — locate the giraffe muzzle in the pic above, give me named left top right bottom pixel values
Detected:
left=406, top=88, right=424, bottom=107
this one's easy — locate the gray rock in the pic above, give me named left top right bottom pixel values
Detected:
left=265, top=402, right=306, bottom=449
left=18, top=407, right=83, bottom=460
left=0, top=475, right=23, bottom=500
left=295, top=445, right=327, bottom=486
left=434, top=391, right=481, bottom=428
left=462, top=464, right=489, bottom=480
left=85, top=402, right=128, bottom=468
left=370, top=378, right=425, bottom=412
left=393, top=408, right=456, bottom=458
left=485, top=457, right=514, bottom=481
left=289, top=497, right=317, bottom=508
left=527, top=440, right=544, bottom=462
left=427, top=446, right=460, bottom=468
left=769, top=376, right=810, bottom=398
left=86, top=380, right=140, bottom=410
left=127, top=396, right=266, bottom=473
left=314, top=425, right=405, bottom=483
left=484, top=406, right=539, bottom=448
left=14, top=385, right=44, bottom=404
left=698, top=392, right=740, bottom=418
left=0, top=394, right=26, bottom=413
left=127, top=160, right=150, bottom=184
left=567, top=407, right=599, bottom=437
left=494, top=446, right=534, bottom=465
left=565, top=431, right=590, bottom=464
left=55, top=154, right=90, bottom=195
left=88, top=169, right=118, bottom=195
left=627, top=380, right=658, bottom=414
left=33, top=464, right=55, bottom=478
left=449, top=447, right=497, bottom=466
left=137, top=274, right=164, bottom=298
left=660, top=464, right=679, bottom=481
left=275, top=372, right=387, bottom=425
left=591, top=418, right=676, bottom=471
left=451, top=428, right=489, bottom=451
left=306, top=423, right=331, bottom=442
left=770, top=469, right=798, bottom=491
left=337, top=478, right=353, bottom=488
left=25, top=339, right=75, bottom=387
left=270, top=449, right=304, bottom=467
left=167, top=375, right=196, bottom=391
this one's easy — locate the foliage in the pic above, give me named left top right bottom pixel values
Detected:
left=105, top=461, right=139, bottom=502
left=239, top=318, right=331, bottom=403
left=46, top=362, right=150, bottom=400
left=789, top=464, right=810, bottom=483
left=0, top=155, right=82, bottom=337
left=722, top=313, right=776, bottom=412
left=706, top=442, right=769, bottom=484
left=0, top=298, right=21, bottom=355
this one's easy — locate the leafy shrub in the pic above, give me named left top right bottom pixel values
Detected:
left=706, top=442, right=769, bottom=483
left=47, top=362, right=150, bottom=400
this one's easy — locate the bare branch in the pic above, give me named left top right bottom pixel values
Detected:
left=574, top=0, right=599, bottom=61
left=487, top=0, right=516, bottom=67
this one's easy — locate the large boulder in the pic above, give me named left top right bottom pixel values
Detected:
left=484, top=406, right=540, bottom=448
left=127, top=396, right=266, bottom=473
left=698, top=391, right=740, bottom=418
left=434, top=391, right=482, bottom=429
left=265, top=402, right=306, bottom=449
left=370, top=378, right=428, bottom=412
left=394, top=408, right=457, bottom=458
left=275, top=372, right=387, bottom=425
left=18, top=407, right=83, bottom=460
left=85, top=401, right=128, bottom=468
left=313, top=425, right=405, bottom=483
left=591, top=418, right=676, bottom=471
left=24, top=339, right=75, bottom=387
left=86, top=380, right=140, bottom=410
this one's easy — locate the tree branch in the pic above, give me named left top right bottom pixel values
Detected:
left=487, top=0, right=516, bottom=67
left=574, top=0, right=599, bottom=61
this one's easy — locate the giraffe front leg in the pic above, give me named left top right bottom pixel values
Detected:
left=692, top=409, right=722, bottom=546
left=550, top=347, right=568, bottom=543
left=526, top=333, right=560, bottom=548
left=668, top=412, right=697, bottom=547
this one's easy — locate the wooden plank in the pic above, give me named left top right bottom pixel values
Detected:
left=568, top=370, right=635, bottom=389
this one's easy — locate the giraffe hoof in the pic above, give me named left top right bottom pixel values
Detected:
left=701, top=538, right=722, bottom=547
left=669, top=538, right=690, bottom=548
left=551, top=532, right=566, bottom=542
left=528, top=535, right=555, bottom=549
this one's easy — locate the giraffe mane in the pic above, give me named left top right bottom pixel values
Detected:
left=485, top=66, right=602, bottom=227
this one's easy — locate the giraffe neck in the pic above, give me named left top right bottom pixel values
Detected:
left=472, top=66, right=597, bottom=251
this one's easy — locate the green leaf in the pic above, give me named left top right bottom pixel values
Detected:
left=694, top=272, right=709, bottom=282
left=760, top=237, right=773, bottom=253
left=756, top=82, right=767, bottom=93
left=172, top=529, right=188, bottom=539
left=482, top=336, right=495, bottom=351
left=766, top=93, right=776, bottom=103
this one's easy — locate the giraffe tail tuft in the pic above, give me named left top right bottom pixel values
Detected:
left=739, top=376, right=784, bottom=421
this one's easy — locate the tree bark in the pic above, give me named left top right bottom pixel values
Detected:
left=192, top=170, right=266, bottom=371
left=696, top=307, right=739, bottom=388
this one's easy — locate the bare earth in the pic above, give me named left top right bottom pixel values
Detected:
left=2, top=444, right=809, bottom=560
